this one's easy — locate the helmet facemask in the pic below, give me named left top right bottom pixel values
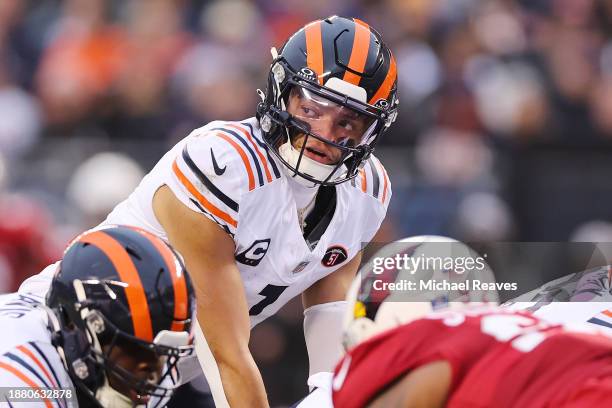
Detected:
left=87, top=312, right=192, bottom=408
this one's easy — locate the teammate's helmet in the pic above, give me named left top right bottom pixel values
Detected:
left=343, top=236, right=499, bottom=349
left=257, top=16, right=398, bottom=186
left=46, top=226, right=196, bottom=408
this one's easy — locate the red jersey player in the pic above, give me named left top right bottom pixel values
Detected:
left=333, top=305, right=612, bottom=407
left=333, top=236, right=612, bottom=408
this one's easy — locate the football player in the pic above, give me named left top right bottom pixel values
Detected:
left=332, top=238, right=612, bottom=408
left=0, top=225, right=196, bottom=407
left=19, top=16, right=398, bottom=407
left=293, top=235, right=498, bottom=408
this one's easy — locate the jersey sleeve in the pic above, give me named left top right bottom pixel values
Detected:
left=0, top=342, right=73, bottom=407
left=165, top=127, right=253, bottom=237
left=352, top=155, right=392, bottom=243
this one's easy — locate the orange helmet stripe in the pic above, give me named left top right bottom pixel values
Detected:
left=305, top=20, right=324, bottom=84
left=135, top=229, right=189, bottom=332
left=79, top=231, right=154, bottom=341
left=368, top=52, right=397, bottom=105
left=343, top=19, right=371, bottom=85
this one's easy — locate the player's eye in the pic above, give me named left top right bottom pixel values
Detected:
left=300, top=106, right=319, bottom=118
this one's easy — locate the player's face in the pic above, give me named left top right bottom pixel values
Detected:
left=286, top=87, right=374, bottom=165
left=104, top=340, right=165, bottom=405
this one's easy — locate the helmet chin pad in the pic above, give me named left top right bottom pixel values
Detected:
left=96, top=379, right=140, bottom=408
left=278, top=140, right=346, bottom=186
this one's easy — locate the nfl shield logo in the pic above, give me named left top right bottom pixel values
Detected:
left=292, top=261, right=310, bottom=274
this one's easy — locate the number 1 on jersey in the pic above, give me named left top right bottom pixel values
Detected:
left=249, top=284, right=288, bottom=316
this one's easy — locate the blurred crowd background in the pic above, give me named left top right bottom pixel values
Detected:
left=1, top=0, right=612, bottom=405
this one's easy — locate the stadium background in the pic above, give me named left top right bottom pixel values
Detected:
left=0, top=0, right=611, bottom=405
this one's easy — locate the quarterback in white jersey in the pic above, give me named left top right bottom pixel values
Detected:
left=108, top=116, right=390, bottom=327
left=20, top=16, right=399, bottom=407
left=3, top=226, right=196, bottom=408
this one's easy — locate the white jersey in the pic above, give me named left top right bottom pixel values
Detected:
left=107, top=117, right=390, bottom=326
left=0, top=293, right=76, bottom=408
left=294, top=372, right=334, bottom=408
left=20, top=117, right=391, bottom=328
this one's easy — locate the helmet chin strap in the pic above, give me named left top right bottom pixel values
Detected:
left=278, top=140, right=345, bottom=187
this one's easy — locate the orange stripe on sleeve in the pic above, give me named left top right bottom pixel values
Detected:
left=378, top=161, right=390, bottom=204
left=17, top=346, right=58, bottom=388
left=215, top=132, right=255, bottom=190
left=305, top=21, right=324, bottom=84
left=226, top=124, right=273, bottom=183
left=137, top=230, right=188, bottom=332
left=372, top=159, right=389, bottom=204
left=343, top=19, right=371, bottom=85
left=172, top=160, right=238, bottom=228
left=79, top=231, right=154, bottom=342
left=368, top=53, right=397, bottom=105
left=382, top=173, right=389, bottom=204
left=0, top=362, right=53, bottom=408
left=603, top=310, right=612, bottom=318
left=360, top=168, right=367, bottom=193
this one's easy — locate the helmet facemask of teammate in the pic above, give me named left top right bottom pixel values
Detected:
left=342, top=236, right=499, bottom=349
left=45, top=226, right=196, bottom=408
left=257, top=16, right=399, bottom=186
